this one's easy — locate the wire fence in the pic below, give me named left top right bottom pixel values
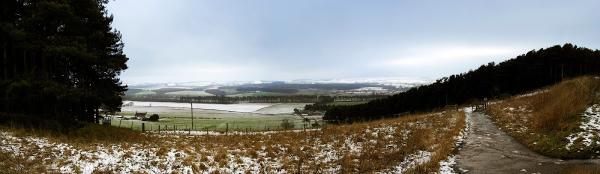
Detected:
left=105, top=116, right=327, bottom=135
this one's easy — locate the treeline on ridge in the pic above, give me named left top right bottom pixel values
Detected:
left=324, top=44, right=600, bottom=122
left=179, top=95, right=386, bottom=104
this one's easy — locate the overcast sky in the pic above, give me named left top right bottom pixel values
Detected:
left=107, top=0, right=600, bottom=84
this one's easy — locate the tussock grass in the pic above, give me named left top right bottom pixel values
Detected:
left=487, top=76, right=600, bottom=158
left=530, top=77, right=600, bottom=132
left=0, top=109, right=467, bottom=173
left=2, top=123, right=148, bottom=144
left=0, top=151, right=45, bottom=174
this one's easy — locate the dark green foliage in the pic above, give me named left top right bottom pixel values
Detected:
left=280, top=119, right=294, bottom=130
left=236, top=87, right=299, bottom=93
left=293, top=108, right=301, bottom=115
left=204, top=89, right=227, bottom=96
left=178, top=95, right=386, bottom=104
left=231, top=82, right=395, bottom=91
left=303, top=96, right=335, bottom=111
left=147, top=114, right=159, bottom=122
left=0, top=0, right=128, bottom=129
left=325, top=44, right=600, bottom=122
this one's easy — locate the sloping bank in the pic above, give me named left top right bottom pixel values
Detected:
left=486, top=76, right=600, bottom=159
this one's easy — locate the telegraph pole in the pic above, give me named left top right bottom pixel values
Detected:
left=190, top=102, right=194, bottom=131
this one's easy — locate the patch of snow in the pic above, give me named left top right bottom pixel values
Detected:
left=438, top=155, right=457, bottom=174
left=154, top=128, right=320, bottom=136
left=379, top=151, right=432, bottom=173
left=344, top=135, right=363, bottom=154
left=514, top=90, right=549, bottom=99
left=124, top=101, right=274, bottom=112
left=565, top=104, right=600, bottom=150
left=436, top=108, right=472, bottom=174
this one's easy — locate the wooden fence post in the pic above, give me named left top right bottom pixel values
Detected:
left=226, top=123, right=229, bottom=136
left=142, top=123, right=145, bottom=133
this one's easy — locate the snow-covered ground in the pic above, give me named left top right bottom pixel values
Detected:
left=437, top=107, right=471, bottom=174
left=164, top=91, right=215, bottom=96
left=565, top=104, right=600, bottom=150
left=438, top=155, right=458, bottom=174
left=380, top=151, right=432, bottom=173
left=123, top=101, right=274, bottom=113
left=294, top=77, right=431, bottom=88
left=252, top=103, right=308, bottom=114
left=0, top=110, right=466, bottom=173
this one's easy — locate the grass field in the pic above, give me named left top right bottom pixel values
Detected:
left=164, top=90, right=215, bottom=96
left=327, top=101, right=368, bottom=106
left=113, top=103, right=321, bottom=132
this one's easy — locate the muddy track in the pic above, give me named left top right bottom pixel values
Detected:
left=456, top=111, right=600, bottom=174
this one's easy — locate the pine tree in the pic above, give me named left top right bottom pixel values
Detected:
left=0, top=0, right=128, bottom=129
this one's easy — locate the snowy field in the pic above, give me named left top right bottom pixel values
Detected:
left=123, top=101, right=274, bottom=113
left=164, top=91, right=215, bottom=96
left=253, top=103, right=309, bottom=114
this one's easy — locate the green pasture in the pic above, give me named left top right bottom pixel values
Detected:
left=112, top=105, right=323, bottom=132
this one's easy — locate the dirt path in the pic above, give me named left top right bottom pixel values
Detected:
left=456, top=110, right=600, bottom=174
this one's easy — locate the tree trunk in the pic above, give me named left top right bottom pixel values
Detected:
left=2, top=43, right=6, bottom=112
left=13, top=47, right=17, bottom=78
left=3, top=42, right=6, bottom=80
left=95, top=108, right=100, bottom=124
left=23, top=50, right=27, bottom=75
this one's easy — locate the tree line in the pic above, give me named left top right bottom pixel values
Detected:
left=325, top=44, right=600, bottom=122
left=0, top=0, right=128, bottom=130
left=180, top=95, right=386, bottom=104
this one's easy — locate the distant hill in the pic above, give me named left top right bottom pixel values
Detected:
left=124, top=79, right=429, bottom=102
left=325, top=44, right=600, bottom=122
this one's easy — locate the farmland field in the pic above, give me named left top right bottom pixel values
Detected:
left=113, top=101, right=319, bottom=132
left=164, top=90, right=215, bottom=96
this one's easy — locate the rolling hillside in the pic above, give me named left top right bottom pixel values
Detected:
left=325, top=44, right=600, bottom=122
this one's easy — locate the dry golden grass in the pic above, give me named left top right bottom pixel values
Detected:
left=487, top=76, right=600, bottom=158
left=0, top=109, right=467, bottom=173
left=5, top=123, right=149, bottom=145
left=531, top=77, right=600, bottom=131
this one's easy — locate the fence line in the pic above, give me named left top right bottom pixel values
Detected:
left=106, top=117, right=326, bottom=135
